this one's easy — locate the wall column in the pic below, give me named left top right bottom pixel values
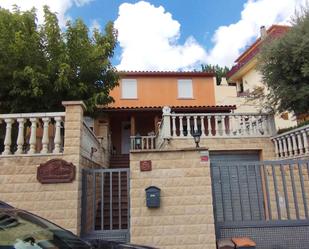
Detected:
left=131, top=115, right=136, bottom=136
left=62, top=100, right=86, bottom=235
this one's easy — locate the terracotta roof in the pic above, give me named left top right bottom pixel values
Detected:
left=227, top=25, right=290, bottom=79
left=118, top=71, right=215, bottom=77
left=99, top=105, right=236, bottom=112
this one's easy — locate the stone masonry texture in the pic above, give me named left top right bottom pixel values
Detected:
left=130, top=149, right=216, bottom=249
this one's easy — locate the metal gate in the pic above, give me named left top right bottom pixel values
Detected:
left=211, top=159, right=309, bottom=249
left=81, top=168, right=130, bottom=242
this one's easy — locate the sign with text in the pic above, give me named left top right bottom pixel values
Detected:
left=140, top=160, right=152, bottom=171
left=37, top=159, right=76, bottom=184
left=200, top=151, right=209, bottom=162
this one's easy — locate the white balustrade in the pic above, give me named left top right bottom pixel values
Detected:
left=0, top=112, right=65, bottom=156
left=167, top=112, right=274, bottom=138
left=272, top=124, right=309, bottom=159
left=131, top=135, right=156, bottom=151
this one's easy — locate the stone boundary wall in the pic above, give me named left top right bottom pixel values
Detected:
left=130, top=148, right=216, bottom=249
left=0, top=101, right=102, bottom=235
left=166, top=137, right=275, bottom=160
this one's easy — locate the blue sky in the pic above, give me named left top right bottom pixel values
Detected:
left=0, top=0, right=306, bottom=70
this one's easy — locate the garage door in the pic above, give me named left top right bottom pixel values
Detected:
left=210, top=151, right=264, bottom=225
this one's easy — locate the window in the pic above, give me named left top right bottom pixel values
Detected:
left=121, top=79, right=137, bottom=99
left=178, top=79, right=193, bottom=98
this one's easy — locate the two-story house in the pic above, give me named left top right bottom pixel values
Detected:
left=221, top=25, right=298, bottom=129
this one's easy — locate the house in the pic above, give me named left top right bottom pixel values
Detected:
left=219, top=25, right=298, bottom=129
left=0, top=71, right=309, bottom=249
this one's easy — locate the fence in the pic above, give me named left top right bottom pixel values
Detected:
left=272, top=124, right=309, bottom=159
left=211, top=159, right=309, bottom=249
left=0, top=112, right=65, bottom=155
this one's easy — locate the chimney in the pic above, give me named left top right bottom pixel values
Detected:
left=260, top=26, right=267, bottom=40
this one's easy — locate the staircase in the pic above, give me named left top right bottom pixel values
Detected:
left=95, top=154, right=129, bottom=231
left=109, top=154, right=130, bottom=168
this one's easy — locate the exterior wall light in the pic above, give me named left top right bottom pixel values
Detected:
left=193, top=131, right=201, bottom=148
left=135, top=134, right=142, bottom=149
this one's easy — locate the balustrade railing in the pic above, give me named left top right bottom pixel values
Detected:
left=0, top=112, right=65, bottom=156
left=272, top=125, right=309, bottom=159
left=168, top=112, right=275, bottom=138
left=130, top=135, right=156, bottom=151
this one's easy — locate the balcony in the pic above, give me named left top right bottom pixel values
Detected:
left=164, top=112, right=275, bottom=139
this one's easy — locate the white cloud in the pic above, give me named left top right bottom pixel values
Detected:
left=207, top=0, right=307, bottom=67
left=114, top=1, right=207, bottom=71
left=0, top=0, right=92, bottom=27
left=90, top=19, right=101, bottom=32
left=115, top=0, right=307, bottom=71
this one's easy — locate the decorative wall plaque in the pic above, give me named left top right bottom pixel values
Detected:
left=37, top=159, right=76, bottom=184
left=140, top=160, right=152, bottom=172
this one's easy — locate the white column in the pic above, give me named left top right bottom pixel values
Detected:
left=41, top=117, right=50, bottom=154
left=222, top=115, right=228, bottom=136
left=16, top=118, right=25, bottom=154
left=171, top=116, right=177, bottom=137
left=301, top=129, right=309, bottom=154
left=287, top=135, right=293, bottom=157
left=297, top=132, right=304, bottom=155
left=278, top=138, right=283, bottom=158
left=179, top=116, right=184, bottom=137
left=273, top=139, right=279, bottom=158
left=193, top=116, right=198, bottom=132
left=162, top=106, right=171, bottom=139
left=215, top=116, right=220, bottom=136
left=3, top=118, right=14, bottom=155
left=53, top=116, right=62, bottom=153
left=200, top=116, right=206, bottom=137
left=248, top=116, right=253, bottom=135
left=282, top=137, right=288, bottom=157
left=291, top=133, right=298, bottom=156
left=207, top=116, right=212, bottom=137
left=186, top=115, right=191, bottom=137
left=29, top=118, right=37, bottom=154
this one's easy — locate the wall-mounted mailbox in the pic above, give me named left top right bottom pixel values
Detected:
left=145, top=186, right=161, bottom=208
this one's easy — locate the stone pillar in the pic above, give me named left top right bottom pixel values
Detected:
left=130, top=148, right=216, bottom=249
left=62, top=100, right=86, bottom=235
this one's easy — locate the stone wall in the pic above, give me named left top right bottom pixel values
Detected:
left=165, top=137, right=276, bottom=160
left=130, top=148, right=216, bottom=249
left=0, top=101, right=102, bottom=235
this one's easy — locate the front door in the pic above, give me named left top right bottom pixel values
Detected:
left=121, top=121, right=131, bottom=154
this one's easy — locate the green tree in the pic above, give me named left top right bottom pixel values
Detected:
left=258, top=7, right=309, bottom=115
left=0, top=6, right=118, bottom=114
left=201, top=64, right=229, bottom=85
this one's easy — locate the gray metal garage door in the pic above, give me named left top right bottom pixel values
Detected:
left=210, top=151, right=263, bottom=225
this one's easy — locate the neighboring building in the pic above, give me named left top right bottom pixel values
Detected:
left=222, top=25, right=297, bottom=129
left=0, top=71, right=308, bottom=249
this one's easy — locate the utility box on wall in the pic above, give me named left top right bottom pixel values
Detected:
left=145, top=186, right=161, bottom=208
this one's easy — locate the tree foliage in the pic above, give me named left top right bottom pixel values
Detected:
left=258, top=7, right=309, bottom=115
left=201, top=64, right=229, bottom=85
left=0, top=6, right=119, bottom=114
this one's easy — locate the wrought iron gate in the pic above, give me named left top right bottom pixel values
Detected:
left=81, top=168, right=130, bottom=242
left=211, top=159, right=309, bottom=249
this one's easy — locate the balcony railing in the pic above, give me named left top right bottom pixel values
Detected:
left=0, top=112, right=65, bottom=156
left=272, top=124, right=309, bottom=159
left=81, top=122, right=102, bottom=163
left=130, top=135, right=156, bottom=151
left=169, top=112, right=275, bottom=138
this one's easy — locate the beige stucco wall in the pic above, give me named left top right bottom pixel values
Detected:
left=0, top=102, right=102, bottom=235
left=130, top=149, right=216, bottom=249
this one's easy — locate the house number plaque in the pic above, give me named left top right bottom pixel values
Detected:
left=37, top=159, right=76, bottom=184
